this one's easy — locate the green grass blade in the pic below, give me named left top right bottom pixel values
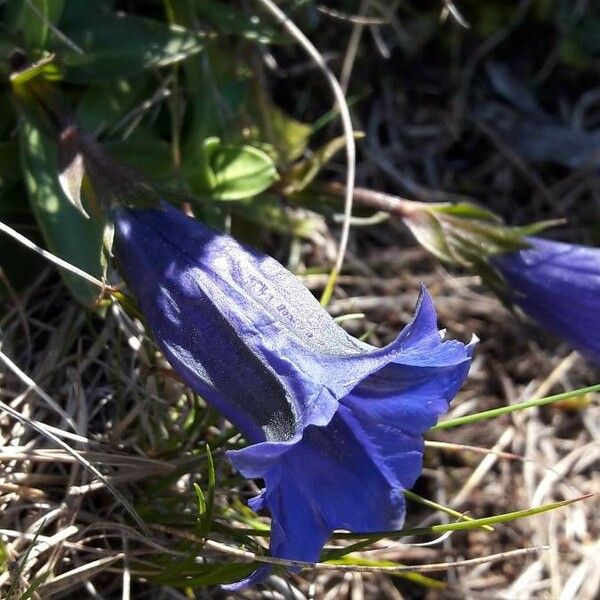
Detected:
left=324, top=494, right=592, bottom=558
left=433, top=384, right=600, bottom=430
left=216, top=494, right=592, bottom=563
left=18, top=572, right=49, bottom=600
left=403, top=489, right=494, bottom=532
left=198, top=445, right=216, bottom=538
left=193, top=482, right=206, bottom=518
left=6, top=520, right=45, bottom=599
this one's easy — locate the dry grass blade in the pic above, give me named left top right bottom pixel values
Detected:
left=2, top=3, right=599, bottom=598
left=0, top=220, right=108, bottom=292
left=37, top=554, right=124, bottom=596
left=0, top=399, right=147, bottom=533
left=0, top=350, right=78, bottom=430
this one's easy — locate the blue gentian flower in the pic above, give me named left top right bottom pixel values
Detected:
left=493, top=237, right=600, bottom=364
left=113, top=202, right=474, bottom=588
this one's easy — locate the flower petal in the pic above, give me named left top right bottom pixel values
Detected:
left=227, top=289, right=473, bottom=587
left=114, top=203, right=474, bottom=589
left=115, top=205, right=470, bottom=442
left=343, top=351, right=474, bottom=437
left=227, top=403, right=421, bottom=586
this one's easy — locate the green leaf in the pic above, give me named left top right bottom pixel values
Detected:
left=178, top=41, right=250, bottom=148
left=4, top=0, right=66, bottom=51
left=76, top=77, right=150, bottom=136
left=59, top=11, right=206, bottom=82
left=254, top=93, right=313, bottom=165
left=0, top=186, right=45, bottom=296
left=18, top=572, right=50, bottom=600
left=193, top=483, right=206, bottom=517
left=0, top=141, right=21, bottom=193
left=19, top=118, right=104, bottom=307
left=103, top=136, right=175, bottom=182
left=9, top=54, right=62, bottom=87
left=9, top=56, right=65, bottom=142
left=6, top=520, right=46, bottom=599
left=193, top=137, right=278, bottom=200
left=195, top=445, right=216, bottom=539
left=325, top=494, right=592, bottom=558
left=403, top=489, right=493, bottom=531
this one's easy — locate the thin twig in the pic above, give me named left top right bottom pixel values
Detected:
left=317, top=181, right=422, bottom=217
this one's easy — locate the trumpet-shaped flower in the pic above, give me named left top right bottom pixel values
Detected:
left=493, top=237, right=600, bottom=364
left=113, top=202, right=473, bottom=588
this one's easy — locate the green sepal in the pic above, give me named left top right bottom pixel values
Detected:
left=403, top=202, right=561, bottom=301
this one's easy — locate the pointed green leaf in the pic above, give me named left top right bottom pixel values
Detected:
left=18, top=572, right=50, bottom=600
left=20, top=118, right=104, bottom=307
left=403, top=489, right=493, bottom=531
left=325, top=494, right=592, bottom=558
left=193, top=483, right=207, bottom=517
left=103, top=136, right=175, bottom=182
left=244, top=86, right=313, bottom=166
left=150, top=562, right=257, bottom=587
left=76, top=77, right=150, bottom=135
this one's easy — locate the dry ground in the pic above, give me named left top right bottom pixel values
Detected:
left=0, top=240, right=598, bottom=599
left=1, top=1, right=600, bottom=599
